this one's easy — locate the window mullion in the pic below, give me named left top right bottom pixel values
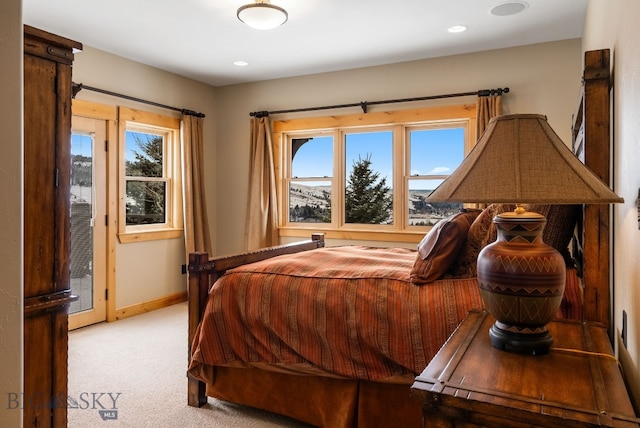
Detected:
left=334, top=129, right=344, bottom=228
left=393, top=124, right=404, bottom=231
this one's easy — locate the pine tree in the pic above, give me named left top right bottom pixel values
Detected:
left=125, top=134, right=165, bottom=223
left=345, top=154, right=392, bottom=224
left=126, top=134, right=163, bottom=177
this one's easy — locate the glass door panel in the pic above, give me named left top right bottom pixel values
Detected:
left=69, top=116, right=107, bottom=329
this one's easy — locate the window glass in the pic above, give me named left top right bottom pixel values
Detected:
left=289, top=180, right=331, bottom=223
left=408, top=179, right=462, bottom=226
left=344, top=131, right=393, bottom=224
left=408, top=128, right=464, bottom=225
left=409, top=128, right=464, bottom=177
left=124, top=131, right=167, bottom=225
left=289, top=136, right=333, bottom=223
left=291, top=136, right=332, bottom=178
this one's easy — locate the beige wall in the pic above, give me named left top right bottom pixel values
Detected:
left=583, top=0, right=640, bottom=408
left=71, top=46, right=218, bottom=309
left=214, top=39, right=582, bottom=254
left=0, top=1, right=22, bottom=426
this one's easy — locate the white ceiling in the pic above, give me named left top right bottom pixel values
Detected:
left=22, top=0, right=588, bottom=87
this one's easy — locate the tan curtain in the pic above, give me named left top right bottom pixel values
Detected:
left=245, top=116, right=278, bottom=250
left=474, top=94, right=503, bottom=210
left=181, top=114, right=212, bottom=258
left=476, top=93, right=503, bottom=138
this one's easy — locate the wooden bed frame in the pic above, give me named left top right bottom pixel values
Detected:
left=186, top=49, right=613, bottom=427
left=187, top=233, right=326, bottom=406
left=571, top=48, right=613, bottom=334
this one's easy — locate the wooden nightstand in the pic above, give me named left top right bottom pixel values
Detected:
left=411, top=310, right=640, bottom=427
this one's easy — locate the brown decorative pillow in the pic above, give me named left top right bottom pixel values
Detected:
left=410, top=209, right=481, bottom=285
left=446, top=204, right=515, bottom=278
left=524, top=204, right=579, bottom=264
left=447, top=204, right=580, bottom=278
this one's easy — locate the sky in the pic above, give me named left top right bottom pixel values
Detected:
left=291, top=127, right=464, bottom=189
left=71, top=132, right=93, bottom=158
left=74, top=130, right=154, bottom=163
left=124, top=130, right=158, bottom=163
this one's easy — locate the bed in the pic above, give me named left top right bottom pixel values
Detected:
left=186, top=49, right=613, bottom=427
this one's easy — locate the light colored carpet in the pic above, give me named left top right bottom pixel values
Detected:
left=68, top=302, right=312, bottom=427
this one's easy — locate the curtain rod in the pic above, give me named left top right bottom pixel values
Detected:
left=71, top=82, right=206, bottom=118
left=250, top=87, right=509, bottom=118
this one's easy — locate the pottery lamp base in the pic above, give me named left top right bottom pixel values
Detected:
left=488, top=322, right=554, bottom=355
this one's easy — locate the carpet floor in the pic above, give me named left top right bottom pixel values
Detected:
left=68, top=302, right=312, bottom=427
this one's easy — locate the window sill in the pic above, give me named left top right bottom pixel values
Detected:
left=278, top=226, right=427, bottom=244
left=118, top=228, right=183, bottom=244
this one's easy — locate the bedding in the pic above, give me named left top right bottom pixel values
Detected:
left=189, top=246, right=482, bottom=383
left=188, top=243, right=582, bottom=387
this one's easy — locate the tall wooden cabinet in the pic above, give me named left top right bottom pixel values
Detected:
left=23, top=25, right=82, bottom=427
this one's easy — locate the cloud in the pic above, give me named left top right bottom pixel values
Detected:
left=428, top=166, right=450, bottom=175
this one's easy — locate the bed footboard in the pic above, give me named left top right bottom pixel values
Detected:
left=186, top=233, right=325, bottom=407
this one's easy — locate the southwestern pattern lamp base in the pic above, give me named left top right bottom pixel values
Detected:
left=477, top=212, right=565, bottom=355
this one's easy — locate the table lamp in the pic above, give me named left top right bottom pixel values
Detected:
left=426, top=114, right=623, bottom=354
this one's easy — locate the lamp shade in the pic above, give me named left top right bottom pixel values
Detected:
left=237, top=1, right=288, bottom=30
left=426, top=114, right=623, bottom=204
left=426, top=113, right=622, bottom=354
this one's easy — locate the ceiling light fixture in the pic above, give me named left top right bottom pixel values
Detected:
left=237, top=0, right=288, bottom=30
left=448, top=25, right=468, bottom=33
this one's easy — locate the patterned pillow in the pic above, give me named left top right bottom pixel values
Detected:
left=446, top=204, right=580, bottom=278
left=410, top=209, right=481, bottom=285
left=446, top=204, right=515, bottom=278
left=525, top=204, right=579, bottom=264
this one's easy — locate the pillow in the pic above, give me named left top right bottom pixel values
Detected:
left=524, top=204, right=579, bottom=264
left=447, top=204, right=579, bottom=278
left=410, top=209, right=481, bottom=285
left=447, top=204, right=515, bottom=278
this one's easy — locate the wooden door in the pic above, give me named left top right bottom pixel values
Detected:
left=23, top=25, right=82, bottom=428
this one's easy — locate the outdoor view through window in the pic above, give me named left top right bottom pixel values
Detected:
left=288, top=126, right=464, bottom=229
left=124, top=130, right=167, bottom=226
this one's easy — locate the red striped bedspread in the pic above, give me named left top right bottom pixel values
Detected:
left=189, top=246, right=484, bottom=382
left=188, top=246, right=582, bottom=382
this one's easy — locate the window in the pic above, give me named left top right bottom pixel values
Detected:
left=344, top=130, right=393, bottom=225
left=289, top=135, right=333, bottom=223
left=274, top=105, right=476, bottom=241
left=118, top=108, right=182, bottom=243
left=407, top=126, right=466, bottom=227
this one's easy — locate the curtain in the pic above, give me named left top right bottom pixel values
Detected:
left=474, top=94, right=503, bottom=210
left=476, top=93, right=503, bottom=138
left=245, top=116, right=278, bottom=250
left=181, top=114, right=212, bottom=258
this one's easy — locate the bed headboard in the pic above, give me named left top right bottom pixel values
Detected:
left=571, top=48, right=612, bottom=334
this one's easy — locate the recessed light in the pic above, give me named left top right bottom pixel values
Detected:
left=448, top=25, right=468, bottom=33
left=234, top=60, right=249, bottom=67
left=490, top=1, right=528, bottom=17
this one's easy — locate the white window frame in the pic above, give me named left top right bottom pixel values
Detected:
left=273, top=104, right=477, bottom=243
left=117, top=107, right=183, bottom=243
left=404, top=121, right=473, bottom=230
